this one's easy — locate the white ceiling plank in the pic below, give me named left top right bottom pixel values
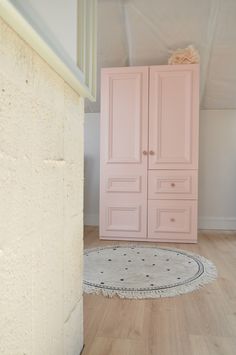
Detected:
left=123, top=2, right=131, bottom=66
left=203, top=0, right=236, bottom=109
left=200, top=0, right=220, bottom=106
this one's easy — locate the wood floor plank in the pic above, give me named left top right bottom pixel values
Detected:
left=96, top=298, right=146, bottom=340
left=83, top=227, right=236, bottom=355
left=83, top=337, right=148, bottom=355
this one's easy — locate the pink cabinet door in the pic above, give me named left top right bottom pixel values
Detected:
left=100, top=67, right=148, bottom=239
left=149, top=64, right=199, bottom=170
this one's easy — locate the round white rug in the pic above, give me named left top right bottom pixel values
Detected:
left=84, top=245, right=217, bottom=299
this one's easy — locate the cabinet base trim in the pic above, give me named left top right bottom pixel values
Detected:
left=100, top=236, right=197, bottom=244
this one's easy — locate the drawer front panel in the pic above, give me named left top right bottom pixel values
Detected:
left=148, top=200, right=197, bottom=241
left=106, top=176, right=141, bottom=193
left=148, top=170, right=197, bottom=199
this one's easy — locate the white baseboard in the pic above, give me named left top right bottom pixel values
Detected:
left=84, top=214, right=236, bottom=230
left=198, top=217, right=236, bottom=230
left=84, top=214, right=99, bottom=226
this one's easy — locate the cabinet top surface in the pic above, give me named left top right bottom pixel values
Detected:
left=101, top=64, right=199, bottom=72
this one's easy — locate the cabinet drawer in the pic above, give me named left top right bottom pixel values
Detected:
left=148, top=170, right=197, bottom=199
left=148, top=200, right=197, bottom=242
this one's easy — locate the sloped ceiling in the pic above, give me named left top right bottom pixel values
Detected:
left=85, top=0, right=236, bottom=112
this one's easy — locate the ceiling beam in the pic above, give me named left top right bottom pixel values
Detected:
left=123, top=1, right=132, bottom=66
left=200, top=0, right=220, bottom=107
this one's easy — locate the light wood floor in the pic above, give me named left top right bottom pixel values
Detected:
left=83, top=227, right=236, bottom=355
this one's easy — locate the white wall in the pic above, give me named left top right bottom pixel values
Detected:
left=84, top=110, right=236, bottom=230
left=0, top=18, right=84, bottom=355
left=84, top=113, right=100, bottom=225
left=10, top=0, right=78, bottom=62
left=199, top=110, right=236, bottom=229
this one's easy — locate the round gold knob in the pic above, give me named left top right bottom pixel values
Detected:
left=170, top=218, right=175, bottom=222
left=149, top=150, right=155, bottom=155
left=171, top=183, right=175, bottom=187
left=143, top=150, right=148, bottom=155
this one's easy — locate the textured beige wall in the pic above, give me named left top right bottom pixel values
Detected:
left=0, top=18, right=84, bottom=355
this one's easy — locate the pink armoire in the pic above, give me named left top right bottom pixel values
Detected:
left=99, top=64, right=199, bottom=243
